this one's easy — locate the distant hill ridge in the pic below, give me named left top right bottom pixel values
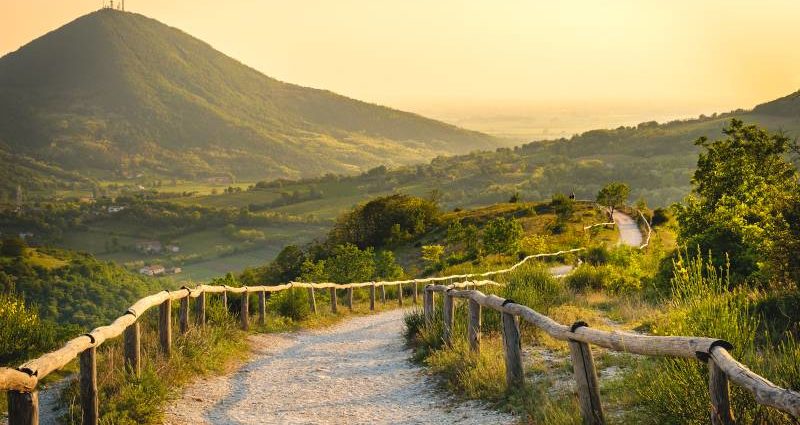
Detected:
left=0, top=9, right=497, bottom=183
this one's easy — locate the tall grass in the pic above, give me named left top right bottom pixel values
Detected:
left=624, top=251, right=800, bottom=424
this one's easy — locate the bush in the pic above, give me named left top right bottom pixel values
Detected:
left=625, top=251, right=800, bottom=424
left=0, top=293, right=57, bottom=364
left=584, top=246, right=610, bottom=265
left=1, top=237, right=26, bottom=257
left=483, top=217, right=523, bottom=254
left=564, top=265, right=610, bottom=291
left=651, top=207, right=670, bottom=226
left=269, top=288, right=310, bottom=321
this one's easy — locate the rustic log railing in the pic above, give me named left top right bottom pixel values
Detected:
left=0, top=277, right=505, bottom=425
left=423, top=283, right=800, bottom=424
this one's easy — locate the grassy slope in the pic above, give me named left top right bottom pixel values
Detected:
left=176, top=108, right=800, bottom=212
left=0, top=9, right=498, bottom=193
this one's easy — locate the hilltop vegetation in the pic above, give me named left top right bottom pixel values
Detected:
left=0, top=9, right=498, bottom=198
left=402, top=121, right=800, bottom=424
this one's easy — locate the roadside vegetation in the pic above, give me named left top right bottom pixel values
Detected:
left=404, top=120, right=800, bottom=423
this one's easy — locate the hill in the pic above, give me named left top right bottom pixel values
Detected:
left=0, top=9, right=498, bottom=194
left=173, top=96, right=800, bottom=211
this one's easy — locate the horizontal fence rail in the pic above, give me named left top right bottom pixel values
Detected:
left=0, top=204, right=656, bottom=424
left=424, top=283, right=800, bottom=424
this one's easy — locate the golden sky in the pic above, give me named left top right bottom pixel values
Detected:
left=2, top=0, right=800, bottom=126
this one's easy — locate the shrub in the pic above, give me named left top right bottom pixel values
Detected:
left=269, top=288, right=310, bottom=321
left=0, top=293, right=57, bottom=364
left=584, top=245, right=610, bottom=265
left=651, top=207, right=670, bottom=226
left=564, top=265, right=610, bottom=291
left=1, top=237, right=27, bottom=258
left=483, top=217, right=523, bottom=254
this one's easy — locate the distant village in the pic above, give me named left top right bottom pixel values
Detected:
left=134, top=240, right=182, bottom=276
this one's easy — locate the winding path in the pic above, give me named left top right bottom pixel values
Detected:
left=164, top=308, right=516, bottom=425
left=613, top=211, right=643, bottom=247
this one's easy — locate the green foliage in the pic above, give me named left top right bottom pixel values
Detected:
left=328, top=194, right=441, bottom=249
left=596, top=182, right=631, bottom=214
left=564, top=264, right=610, bottom=292
left=627, top=250, right=799, bottom=424
left=374, top=250, right=404, bottom=280
left=421, top=245, right=444, bottom=268
left=0, top=248, right=166, bottom=329
left=325, top=244, right=376, bottom=283
left=270, top=288, right=310, bottom=321
left=584, top=245, right=610, bottom=265
left=482, top=217, right=523, bottom=255
left=0, top=10, right=497, bottom=190
left=0, top=293, right=59, bottom=365
left=550, top=193, right=575, bottom=221
left=651, top=207, right=671, bottom=226
left=675, top=119, right=800, bottom=282
left=1, top=237, right=26, bottom=257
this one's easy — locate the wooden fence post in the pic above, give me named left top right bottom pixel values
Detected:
left=569, top=322, right=605, bottom=425
left=330, top=287, right=338, bottom=313
left=443, top=290, right=455, bottom=346
left=123, top=322, right=141, bottom=377
left=222, top=291, right=228, bottom=314
left=369, top=283, right=376, bottom=311
left=424, top=286, right=434, bottom=324
left=159, top=299, right=172, bottom=356
left=413, top=282, right=418, bottom=304
left=258, top=290, right=266, bottom=326
left=468, top=299, right=481, bottom=353
left=398, top=283, right=404, bottom=306
left=79, top=347, right=98, bottom=425
left=308, top=288, right=317, bottom=314
left=709, top=358, right=735, bottom=425
left=347, top=287, right=354, bottom=311
left=196, top=291, right=206, bottom=325
left=380, top=284, right=386, bottom=304
left=179, top=296, right=190, bottom=334
left=240, top=289, right=249, bottom=331
left=501, top=310, right=524, bottom=389
left=7, top=390, right=38, bottom=425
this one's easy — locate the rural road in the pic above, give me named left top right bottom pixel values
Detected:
left=613, top=211, right=643, bottom=247
left=164, top=308, right=516, bottom=425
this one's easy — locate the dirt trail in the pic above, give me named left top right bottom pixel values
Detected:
left=164, top=308, right=516, bottom=425
left=613, top=211, right=643, bottom=247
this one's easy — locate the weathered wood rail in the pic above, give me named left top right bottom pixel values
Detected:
left=0, top=277, right=506, bottom=425
left=424, top=283, right=800, bottom=424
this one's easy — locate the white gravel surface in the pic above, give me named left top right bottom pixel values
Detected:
left=613, top=211, right=643, bottom=247
left=164, top=308, right=517, bottom=425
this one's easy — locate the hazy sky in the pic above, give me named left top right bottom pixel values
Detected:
left=2, top=0, right=800, bottom=129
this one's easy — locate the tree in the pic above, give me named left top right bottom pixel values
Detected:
left=550, top=193, right=575, bottom=221
left=1, top=237, right=27, bottom=258
left=325, top=244, right=376, bottom=283
left=483, top=217, right=524, bottom=254
left=675, top=119, right=800, bottom=282
left=375, top=250, right=404, bottom=280
left=421, top=245, right=445, bottom=268
left=328, top=194, right=441, bottom=248
left=597, top=182, right=630, bottom=217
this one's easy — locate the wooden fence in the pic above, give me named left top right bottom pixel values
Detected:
left=423, top=283, right=800, bottom=425
left=0, top=278, right=507, bottom=425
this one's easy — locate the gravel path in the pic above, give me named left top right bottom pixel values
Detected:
left=613, top=211, right=643, bottom=247
left=164, top=309, right=516, bottom=425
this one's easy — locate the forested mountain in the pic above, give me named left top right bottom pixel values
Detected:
left=0, top=9, right=497, bottom=189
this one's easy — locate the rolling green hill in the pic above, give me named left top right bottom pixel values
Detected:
left=175, top=97, right=800, bottom=212
left=0, top=9, right=498, bottom=195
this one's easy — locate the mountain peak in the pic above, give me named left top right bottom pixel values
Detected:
left=0, top=10, right=497, bottom=182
